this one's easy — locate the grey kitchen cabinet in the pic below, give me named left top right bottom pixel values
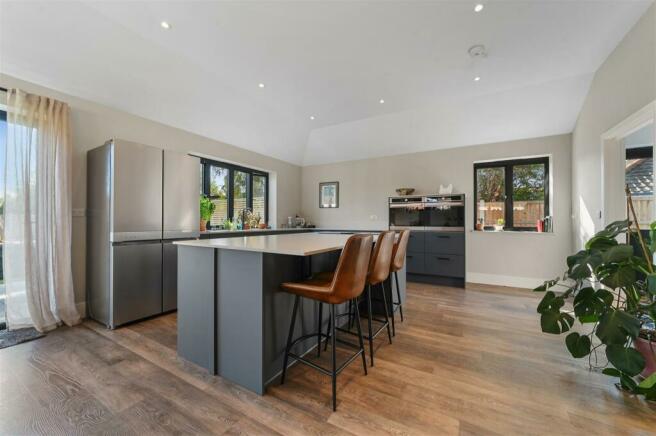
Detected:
left=404, top=230, right=465, bottom=287
left=405, top=251, right=425, bottom=274
left=425, top=232, right=465, bottom=255
left=424, top=253, right=465, bottom=278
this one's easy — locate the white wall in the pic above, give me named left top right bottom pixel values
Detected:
left=0, top=74, right=303, bottom=304
left=301, top=134, right=572, bottom=288
left=572, top=3, right=656, bottom=249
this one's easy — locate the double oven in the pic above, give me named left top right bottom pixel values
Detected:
left=389, top=194, right=465, bottom=231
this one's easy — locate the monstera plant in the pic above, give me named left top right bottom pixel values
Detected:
left=535, top=219, right=656, bottom=400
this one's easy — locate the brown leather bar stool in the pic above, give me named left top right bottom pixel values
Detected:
left=280, top=234, right=373, bottom=411
left=325, top=230, right=395, bottom=367
left=389, top=229, right=410, bottom=336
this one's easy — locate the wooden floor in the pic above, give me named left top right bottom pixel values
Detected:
left=1, top=282, right=654, bottom=435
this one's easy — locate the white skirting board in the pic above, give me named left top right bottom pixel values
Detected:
left=466, top=272, right=547, bottom=290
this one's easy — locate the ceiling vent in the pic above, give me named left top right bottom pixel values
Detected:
left=468, top=44, right=488, bottom=59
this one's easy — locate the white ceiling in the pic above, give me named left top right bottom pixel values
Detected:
left=0, top=1, right=652, bottom=166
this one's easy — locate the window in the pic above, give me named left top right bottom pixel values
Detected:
left=201, top=158, right=268, bottom=228
left=474, top=157, right=550, bottom=231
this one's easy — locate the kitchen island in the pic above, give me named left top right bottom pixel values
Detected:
left=174, top=232, right=406, bottom=395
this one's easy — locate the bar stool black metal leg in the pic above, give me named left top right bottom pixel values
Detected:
left=347, top=300, right=353, bottom=331
left=317, top=301, right=323, bottom=357
left=380, top=282, right=393, bottom=345
left=394, top=271, right=404, bottom=322
left=324, top=312, right=331, bottom=352
left=390, top=278, right=396, bottom=337
left=331, top=304, right=337, bottom=411
left=281, top=295, right=300, bottom=385
left=353, top=298, right=367, bottom=375
left=366, top=284, right=374, bottom=367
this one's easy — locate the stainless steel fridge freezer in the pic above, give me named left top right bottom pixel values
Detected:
left=87, top=139, right=200, bottom=328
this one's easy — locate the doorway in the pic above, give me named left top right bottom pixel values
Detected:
left=601, top=101, right=656, bottom=229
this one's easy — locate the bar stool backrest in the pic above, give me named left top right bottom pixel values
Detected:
left=330, top=234, right=374, bottom=301
left=367, top=231, right=396, bottom=285
left=390, top=230, right=410, bottom=273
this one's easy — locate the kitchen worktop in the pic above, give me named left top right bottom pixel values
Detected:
left=175, top=232, right=380, bottom=256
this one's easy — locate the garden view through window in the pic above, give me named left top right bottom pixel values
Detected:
left=474, top=157, right=550, bottom=231
left=201, top=159, right=268, bottom=229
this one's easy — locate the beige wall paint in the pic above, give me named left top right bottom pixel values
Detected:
left=572, top=4, right=656, bottom=249
left=0, top=74, right=303, bottom=304
left=301, top=134, right=572, bottom=288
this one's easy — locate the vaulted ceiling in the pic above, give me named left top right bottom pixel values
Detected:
left=0, top=1, right=652, bottom=165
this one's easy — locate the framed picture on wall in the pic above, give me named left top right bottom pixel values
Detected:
left=319, top=182, right=339, bottom=208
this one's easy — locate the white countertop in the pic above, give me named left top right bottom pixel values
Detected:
left=174, top=232, right=378, bottom=256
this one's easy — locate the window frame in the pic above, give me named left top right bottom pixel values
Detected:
left=200, top=158, right=269, bottom=228
left=473, top=156, right=550, bottom=232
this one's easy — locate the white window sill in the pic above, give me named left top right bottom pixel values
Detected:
left=471, top=229, right=555, bottom=235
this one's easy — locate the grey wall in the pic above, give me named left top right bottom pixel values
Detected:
left=0, top=74, right=303, bottom=305
left=572, top=4, right=656, bottom=249
left=301, top=134, right=572, bottom=288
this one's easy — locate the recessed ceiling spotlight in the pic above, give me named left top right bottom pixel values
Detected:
left=379, top=99, right=385, bottom=104
left=474, top=76, right=481, bottom=82
left=258, top=83, right=265, bottom=88
left=309, top=115, right=315, bottom=120
left=160, top=21, right=171, bottom=29
left=474, top=4, right=484, bottom=12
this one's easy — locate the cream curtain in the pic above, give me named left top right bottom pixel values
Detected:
left=4, top=89, right=80, bottom=331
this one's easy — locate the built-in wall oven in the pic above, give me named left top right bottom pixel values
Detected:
left=389, top=194, right=465, bottom=231
left=423, top=194, right=465, bottom=232
left=389, top=196, right=424, bottom=229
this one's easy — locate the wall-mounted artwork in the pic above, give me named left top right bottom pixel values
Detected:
left=319, top=182, right=339, bottom=208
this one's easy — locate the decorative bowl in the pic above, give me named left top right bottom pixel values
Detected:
left=395, top=188, right=415, bottom=196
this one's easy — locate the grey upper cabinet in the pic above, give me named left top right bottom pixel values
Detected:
left=163, top=151, right=201, bottom=239
left=111, top=139, right=163, bottom=242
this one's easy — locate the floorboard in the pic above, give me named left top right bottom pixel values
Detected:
left=0, top=282, right=653, bottom=435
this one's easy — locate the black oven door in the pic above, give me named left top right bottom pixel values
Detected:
left=425, top=203, right=464, bottom=231
left=389, top=205, right=423, bottom=228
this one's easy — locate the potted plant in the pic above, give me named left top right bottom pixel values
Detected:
left=199, top=195, right=215, bottom=232
left=493, top=218, right=504, bottom=231
left=534, top=216, right=656, bottom=400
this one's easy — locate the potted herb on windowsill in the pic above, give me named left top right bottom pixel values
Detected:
left=493, top=218, right=505, bottom=231
left=200, top=195, right=215, bottom=232
left=534, top=190, right=656, bottom=400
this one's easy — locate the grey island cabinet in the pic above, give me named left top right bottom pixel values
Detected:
left=174, top=233, right=406, bottom=395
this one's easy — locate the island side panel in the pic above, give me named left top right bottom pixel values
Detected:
left=177, top=245, right=216, bottom=373
left=216, top=249, right=265, bottom=394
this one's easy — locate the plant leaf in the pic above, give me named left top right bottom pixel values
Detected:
left=540, top=311, right=574, bottom=335
left=647, top=274, right=656, bottom=297
left=620, top=373, right=639, bottom=392
left=566, top=251, right=602, bottom=280
left=606, top=345, right=645, bottom=377
left=533, top=278, right=559, bottom=293
left=602, top=368, right=621, bottom=377
left=573, top=287, right=612, bottom=323
left=536, top=291, right=564, bottom=314
left=596, top=310, right=641, bottom=344
left=601, top=245, right=634, bottom=264
left=598, top=263, right=636, bottom=290
left=565, top=332, right=591, bottom=358
left=585, top=235, right=618, bottom=252
left=638, top=373, right=656, bottom=389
